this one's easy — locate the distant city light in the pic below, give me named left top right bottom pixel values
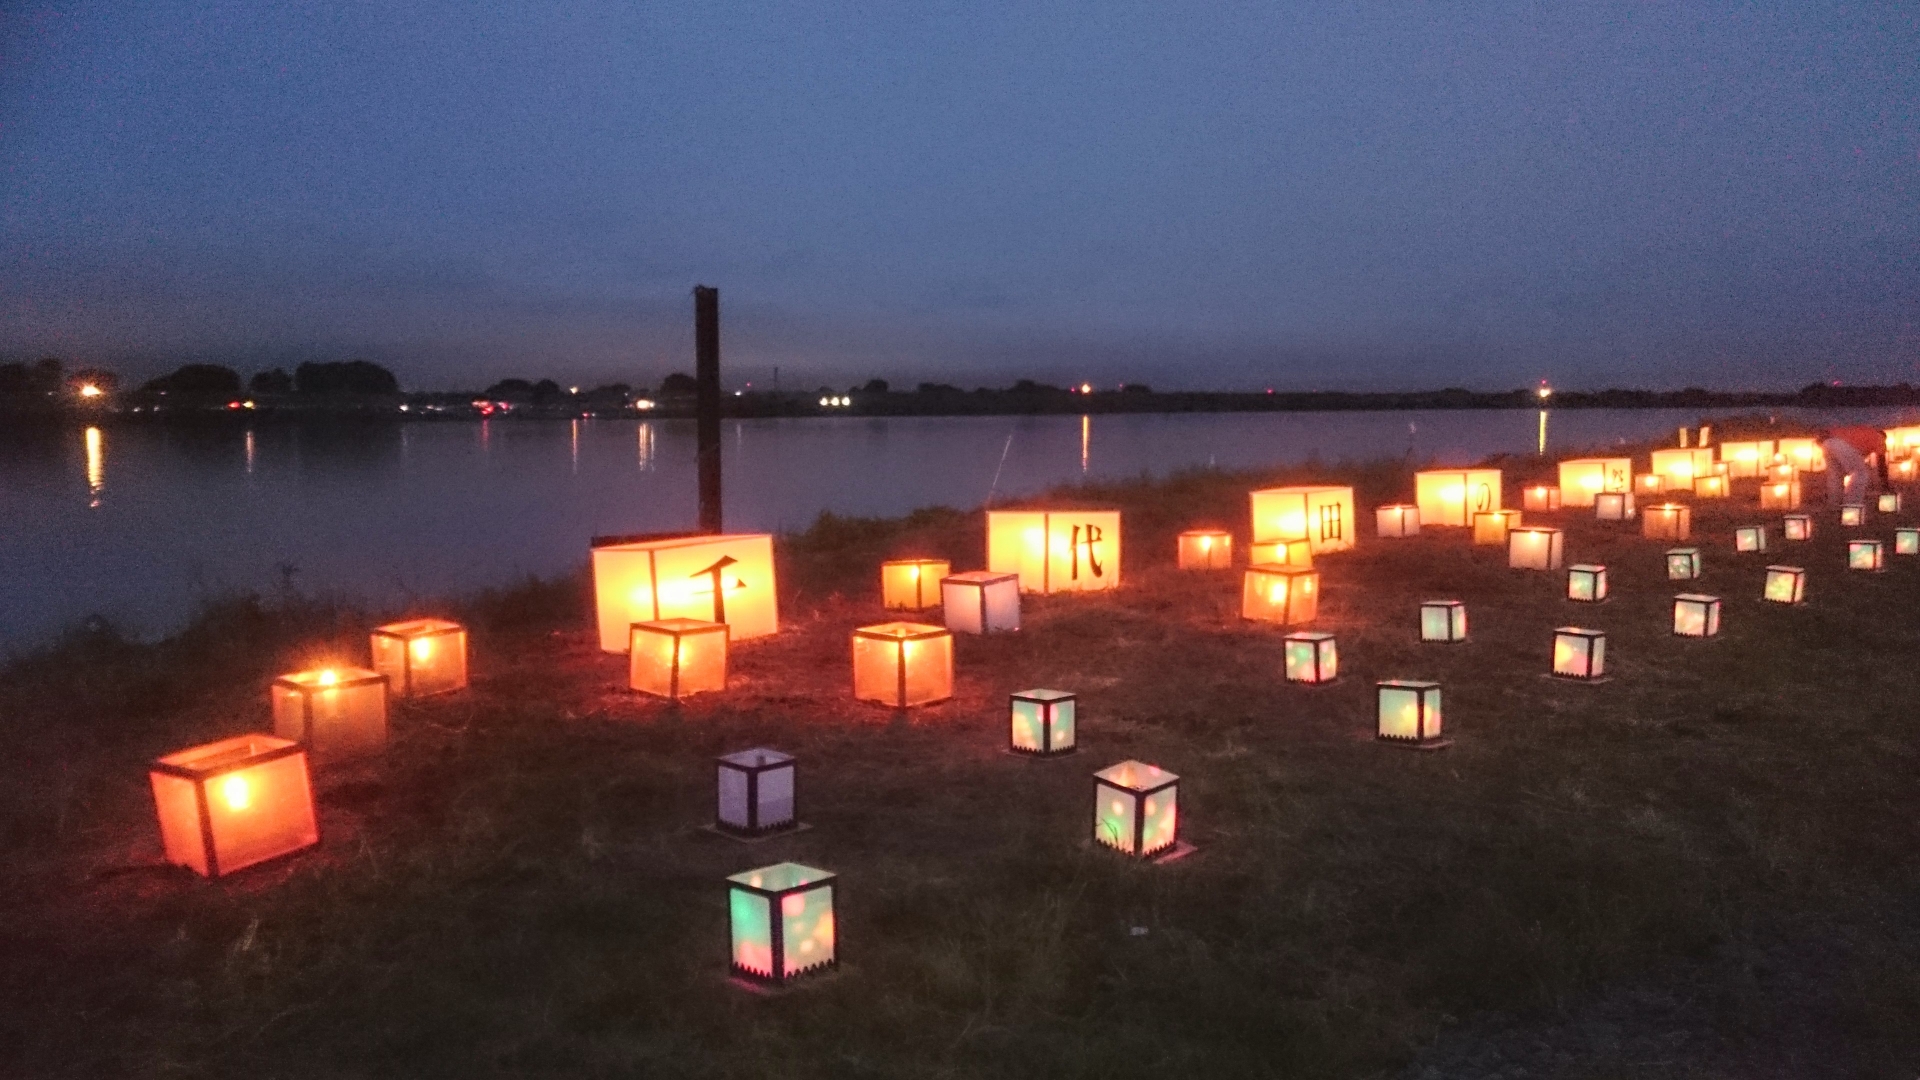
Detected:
left=633, top=398, right=656, bottom=411
left=77, top=383, right=103, bottom=398
left=1079, top=383, right=1093, bottom=394
left=1536, top=381, right=1553, bottom=400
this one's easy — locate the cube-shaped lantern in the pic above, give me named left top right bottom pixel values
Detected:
left=1763, top=565, right=1807, bottom=605
left=1376, top=680, right=1444, bottom=746
left=1879, top=492, right=1902, bottom=514
left=1241, top=564, right=1319, bottom=625
left=1643, top=503, right=1691, bottom=540
left=1282, top=631, right=1338, bottom=684
left=370, top=618, right=468, bottom=697
left=1176, top=530, right=1232, bottom=570
left=986, top=510, right=1122, bottom=593
left=1782, top=514, right=1812, bottom=541
left=1766, top=462, right=1798, bottom=484
left=150, top=734, right=319, bottom=877
left=1092, top=761, right=1179, bottom=858
left=1556, top=458, right=1631, bottom=508
left=1010, top=689, right=1077, bottom=755
left=1733, top=526, right=1768, bottom=553
left=591, top=533, right=778, bottom=652
left=1848, top=539, right=1885, bottom=572
left=940, top=571, right=1021, bottom=634
left=716, top=748, right=797, bottom=835
left=270, top=667, right=388, bottom=758
left=1896, top=527, right=1920, bottom=556
left=851, top=622, right=953, bottom=707
left=1691, top=475, right=1729, bottom=499
left=880, top=559, right=950, bottom=610
left=1719, top=440, right=1775, bottom=479
left=1567, top=564, right=1609, bottom=602
left=1886, top=425, right=1920, bottom=459
left=727, top=862, right=836, bottom=984
left=1595, top=492, right=1635, bottom=521
left=1635, top=473, right=1666, bottom=497
left=1375, top=503, right=1421, bottom=537
left=1508, top=527, right=1564, bottom=571
left=1248, top=486, right=1355, bottom=554
left=1651, top=447, right=1714, bottom=488
left=1522, top=485, right=1562, bottom=513
left=1761, top=480, right=1803, bottom=511
left=1472, top=509, right=1521, bottom=545
left=1420, top=600, right=1468, bottom=643
left=1667, top=547, right=1703, bottom=580
left=1840, top=504, right=1866, bottom=527
left=1672, top=594, right=1721, bottom=637
left=1415, top=469, right=1503, bottom=527
left=1551, top=627, right=1607, bottom=681
left=629, top=619, right=729, bottom=700
left=1249, top=538, right=1313, bottom=566
left=1776, top=438, right=1825, bottom=472
left=1893, top=458, right=1918, bottom=484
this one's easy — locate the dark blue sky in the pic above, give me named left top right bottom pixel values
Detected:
left=3, top=2, right=1916, bottom=391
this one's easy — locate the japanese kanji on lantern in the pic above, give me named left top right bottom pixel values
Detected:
left=1719, top=440, right=1774, bottom=479
left=591, top=534, right=779, bottom=652
left=1556, top=458, right=1630, bottom=508
left=986, top=510, right=1122, bottom=593
left=1248, top=486, right=1355, bottom=554
left=1414, top=469, right=1502, bottom=528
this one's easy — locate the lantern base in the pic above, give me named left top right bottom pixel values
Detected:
left=1420, top=637, right=1469, bottom=646
left=1378, top=736, right=1452, bottom=752
left=1282, top=676, right=1342, bottom=688
left=728, top=963, right=841, bottom=994
left=1005, top=746, right=1078, bottom=758
left=1543, top=673, right=1613, bottom=685
left=1564, top=597, right=1612, bottom=605
left=702, top=821, right=811, bottom=844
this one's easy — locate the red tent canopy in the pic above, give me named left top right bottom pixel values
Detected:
left=1828, top=426, right=1884, bottom=457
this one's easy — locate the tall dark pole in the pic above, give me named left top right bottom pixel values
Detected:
left=694, top=285, right=722, bottom=534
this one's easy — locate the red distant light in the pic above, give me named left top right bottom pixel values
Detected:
left=227, top=400, right=242, bottom=410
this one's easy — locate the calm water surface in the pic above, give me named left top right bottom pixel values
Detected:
left=4, top=407, right=1911, bottom=648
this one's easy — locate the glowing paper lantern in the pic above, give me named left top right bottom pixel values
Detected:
left=370, top=618, right=468, bottom=698
left=1651, top=447, right=1714, bottom=488
left=150, top=734, right=319, bottom=877
left=1783, top=514, right=1812, bottom=541
left=1635, top=473, right=1666, bottom=497
left=1522, top=485, right=1562, bottom=513
left=716, top=748, right=797, bottom=836
left=1776, top=438, right=1825, bottom=472
left=1241, top=565, right=1319, bottom=625
left=1672, top=594, right=1722, bottom=638
left=1092, top=761, right=1180, bottom=858
left=1472, top=509, right=1522, bottom=545
left=1760, top=479, right=1802, bottom=511
left=1556, top=458, right=1630, bottom=508
left=1248, top=486, right=1355, bottom=554
left=1896, top=528, right=1919, bottom=556
left=1249, top=538, right=1313, bottom=566
left=1376, top=680, right=1444, bottom=746
left=851, top=622, right=953, bottom=707
left=727, top=863, right=836, bottom=984
left=1507, top=527, right=1564, bottom=571
left=1719, top=440, right=1774, bottom=479
left=1282, top=632, right=1338, bottom=684
left=1878, top=493, right=1902, bottom=514
left=1375, top=504, right=1421, bottom=537
left=1415, top=469, right=1502, bottom=527
left=629, top=618, right=728, bottom=700
left=271, top=667, right=388, bottom=758
left=1893, top=458, right=1917, bottom=484
left=1840, top=504, right=1866, bottom=527
left=1643, top=504, right=1691, bottom=541
left=1885, top=425, right=1920, bottom=460
left=1009, top=690, right=1077, bottom=755
left=1595, top=492, right=1635, bottom=521
left=1733, top=526, right=1768, bottom=554
left=1848, top=539, right=1885, bottom=571
left=880, top=559, right=950, bottom=610
left=1763, top=565, right=1806, bottom=605
left=1667, top=547, right=1702, bottom=580
left=986, top=510, right=1122, bottom=593
left=1176, top=530, right=1232, bottom=570
left=1420, top=600, right=1468, bottom=643
left=940, top=571, right=1021, bottom=634
left=1551, top=627, right=1607, bottom=681
left=591, top=533, right=778, bottom=652
left=1691, top=475, right=1729, bottom=499
left=1566, top=564, right=1609, bottom=602
left=1766, top=462, right=1798, bottom=484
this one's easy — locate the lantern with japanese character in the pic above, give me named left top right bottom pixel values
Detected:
left=1840, top=504, right=1866, bottom=527
left=880, top=559, right=950, bottom=610
left=1878, top=493, right=1902, bottom=514
left=1673, top=594, right=1721, bottom=637
left=1567, top=564, right=1608, bottom=602
left=1472, top=509, right=1522, bottom=545
left=1761, top=479, right=1802, bottom=511
left=1651, top=447, right=1714, bottom=488
left=150, top=735, right=319, bottom=877
left=271, top=667, right=388, bottom=758
left=1375, top=504, right=1420, bottom=538
left=1522, top=485, right=1562, bottom=513
left=727, top=863, right=836, bottom=984
left=1420, top=600, right=1468, bottom=643
left=1010, top=690, right=1077, bottom=755
left=1595, top=492, right=1635, bottom=521
left=716, top=749, right=797, bottom=836
left=1552, top=627, right=1607, bottom=681
left=1093, top=761, right=1179, bottom=858
left=1242, top=565, right=1319, bottom=625
left=1643, top=504, right=1691, bottom=540
left=940, top=571, right=1021, bottom=634
left=1176, top=530, right=1232, bottom=570
left=370, top=618, right=468, bottom=698
left=1508, top=526, right=1564, bottom=571
left=1667, top=547, right=1702, bottom=580
left=1414, top=469, right=1502, bottom=527
left=1376, top=680, right=1444, bottom=746
left=1733, top=526, right=1768, bottom=553
left=1897, top=528, right=1920, bottom=556
left=1556, top=458, right=1630, bottom=508
left=592, top=533, right=779, bottom=652
left=1763, top=565, right=1806, bottom=605
left=987, top=510, right=1122, bottom=593
left=630, top=619, right=729, bottom=700
left=1848, top=539, right=1885, bottom=572
left=1783, top=514, right=1812, bottom=541
left=1282, top=632, right=1338, bottom=684
left=1248, top=538, right=1313, bottom=566
left=1719, top=440, right=1774, bottom=479
left=1691, top=475, right=1729, bottom=499
left=851, top=622, right=953, bottom=707
left=1249, top=486, right=1355, bottom=554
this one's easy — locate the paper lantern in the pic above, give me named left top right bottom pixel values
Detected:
left=940, top=571, right=1021, bottom=634
left=1760, top=479, right=1802, bottom=511
left=629, top=619, right=728, bottom=700
left=1719, top=440, right=1775, bottom=479
left=1848, top=539, right=1885, bottom=572
left=1643, top=504, right=1691, bottom=541
left=1783, top=514, right=1812, bottom=541
left=1010, top=690, right=1077, bottom=755
left=1691, top=475, right=1729, bottom=499
left=370, top=618, right=468, bottom=698
left=591, top=533, right=778, bottom=652
left=1507, top=527, right=1564, bottom=571
left=1594, top=492, right=1635, bottom=521
left=1896, top=528, right=1919, bottom=556
left=1176, top=530, right=1232, bottom=570
left=1248, top=486, right=1355, bottom=553
left=727, top=862, right=836, bottom=984
left=1472, top=509, right=1522, bottom=545
left=1415, top=469, right=1502, bottom=527
left=1249, top=538, right=1313, bottom=566
left=1673, top=594, right=1722, bottom=637
left=1651, top=447, right=1714, bottom=488
left=851, top=622, right=953, bottom=707
left=1667, top=547, right=1702, bottom=580
left=1376, top=681, right=1444, bottom=746
left=1375, top=504, right=1421, bottom=537
left=1522, top=485, right=1562, bottom=513
left=1635, top=473, right=1666, bottom=497
left=1566, top=564, right=1609, bottom=602
left=270, top=667, right=388, bottom=758
left=1776, top=438, right=1825, bottom=472
left=986, top=510, right=1122, bottom=593
left=150, top=734, right=319, bottom=877
left=1763, top=565, right=1806, bottom=605
left=1420, top=600, right=1468, bottom=643
left=1556, top=458, right=1630, bottom=508
left=1551, top=627, right=1607, bottom=681
left=1241, top=565, right=1319, bottom=625
left=1092, top=761, right=1179, bottom=858
left=1766, top=462, right=1798, bottom=484
left=1893, top=458, right=1917, bottom=484
left=1282, top=632, right=1338, bottom=684
left=1878, top=493, right=1902, bottom=514
left=716, top=748, right=796, bottom=836
left=1840, top=504, right=1866, bottom=527
left=880, top=559, right=950, bottom=610
left=1885, top=425, right=1920, bottom=459
left=1733, top=526, right=1768, bottom=553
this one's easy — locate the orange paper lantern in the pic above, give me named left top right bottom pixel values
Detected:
left=851, top=622, right=953, bottom=707
left=370, top=618, right=468, bottom=698
left=591, top=534, right=778, bottom=652
left=880, top=559, right=950, bottom=610
left=1241, top=565, right=1319, bottom=625
left=271, top=667, right=388, bottom=759
left=1176, top=530, right=1232, bottom=570
left=986, top=510, right=1122, bottom=593
left=1248, top=486, right=1355, bottom=553
left=629, top=618, right=729, bottom=699
left=150, top=735, right=319, bottom=877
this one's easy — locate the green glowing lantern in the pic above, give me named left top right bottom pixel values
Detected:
left=1092, top=761, right=1179, bottom=858
left=1420, top=600, right=1467, bottom=643
left=1566, top=564, right=1608, bottom=602
left=1009, top=690, right=1076, bottom=755
left=1848, top=539, right=1885, bottom=572
left=1878, top=492, right=1901, bottom=514
left=1672, top=594, right=1721, bottom=638
left=727, top=862, right=836, bottom=985
left=1733, top=526, right=1768, bottom=553
left=1763, top=565, right=1806, bottom=605
left=1551, top=627, right=1607, bottom=681
left=1666, top=547, right=1702, bottom=580
left=1783, top=514, right=1812, bottom=541
left=1376, top=680, right=1445, bottom=747
left=1840, top=503, right=1867, bottom=527
left=1282, top=631, right=1338, bottom=684
left=1895, top=528, right=1919, bottom=556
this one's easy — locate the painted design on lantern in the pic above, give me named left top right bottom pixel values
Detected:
left=1010, top=690, right=1076, bottom=753
left=1415, top=470, right=1502, bottom=527
left=987, top=510, right=1122, bottom=593
left=1283, top=632, right=1338, bottom=683
left=1552, top=628, right=1606, bottom=680
left=1376, top=681, right=1442, bottom=742
left=727, top=864, right=835, bottom=980
left=1567, top=565, right=1608, bottom=602
left=1666, top=548, right=1701, bottom=580
left=1763, top=566, right=1805, bottom=604
left=1093, top=761, right=1179, bottom=857
left=592, top=534, right=778, bottom=650
left=1673, top=594, right=1721, bottom=637
left=1420, top=601, right=1467, bottom=642
left=1848, top=540, right=1884, bottom=571
left=1895, top=528, right=1919, bottom=556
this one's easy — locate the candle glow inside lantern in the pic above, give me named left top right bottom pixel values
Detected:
left=1760, top=479, right=1803, bottom=511
left=1896, top=528, right=1920, bottom=556
left=987, top=510, right=1122, bottom=593
left=1415, top=469, right=1503, bottom=527
left=1556, top=458, right=1631, bottom=507
left=1420, top=600, right=1468, bottom=642
left=1241, top=565, right=1319, bottom=625
left=1507, top=526, right=1564, bottom=571
left=1472, top=509, right=1523, bottom=545
left=1763, top=565, right=1807, bottom=605
left=1249, top=486, right=1355, bottom=554
left=1840, top=504, right=1866, bottom=527
left=1551, top=627, right=1607, bottom=681
left=1691, top=474, right=1730, bottom=499
left=1635, top=473, right=1666, bottom=496
left=1282, top=631, right=1338, bottom=684
left=727, top=862, right=836, bottom=984
left=1848, top=539, right=1885, bottom=571
left=150, top=734, right=319, bottom=877
left=1176, top=530, right=1232, bottom=570
left=1376, top=680, right=1444, bottom=746
left=1733, top=526, right=1768, bottom=553
left=1248, top=538, right=1313, bottom=566
left=1894, top=458, right=1918, bottom=483
left=851, top=622, right=953, bottom=707
left=271, top=667, right=388, bottom=758
left=1522, top=485, right=1562, bottom=513
left=1375, top=504, right=1421, bottom=537
left=1594, top=492, right=1635, bottom=521
left=1776, top=438, right=1825, bottom=472
left=1672, top=594, right=1722, bottom=637
left=591, top=533, right=779, bottom=652
left=716, top=748, right=797, bottom=836
left=1566, top=564, right=1609, bottom=602
left=370, top=618, right=468, bottom=698
left=629, top=618, right=729, bottom=700
left=1719, top=440, right=1775, bottom=479
left=1885, top=425, right=1920, bottom=460
left=1643, top=503, right=1691, bottom=540
left=1092, top=761, right=1179, bottom=858
left=1010, top=689, right=1077, bottom=755
left=1878, top=493, right=1901, bottom=514
left=940, top=571, right=1021, bottom=634
left=1767, top=462, right=1798, bottom=484
left=880, top=559, right=950, bottom=610
left=1667, top=547, right=1702, bottom=580
left=1651, top=447, right=1715, bottom=488
left=1783, top=514, right=1812, bottom=541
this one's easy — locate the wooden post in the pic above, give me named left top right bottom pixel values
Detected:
left=694, top=285, right=722, bottom=533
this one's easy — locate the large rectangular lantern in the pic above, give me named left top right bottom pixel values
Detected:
left=1248, top=486, right=1355, bottom=553
left=1761, top=479, right=1803, bottom=510
left=1376, top=680, right=1444, bottom=746
left=1508, top=527, right=1564, bottom=571
left=1719, top=440, right=1775, bottom=479
left=1567, top=564, right=1609, bottom=602
left=1176, top=530, right=1232, bottom=570
left=940, top=571, right=1021, bottom=634
left=851, top=622, right=953, bottom=707
left=1522, top=485, right=1562, bottom=513
left=986, top=510, right=1122, bottom=593
left=1552, top=627, right=1607, bottom=681
left=630, top=619, right=728, bottom=700
left=1691, top=475, right=1730, bottom=499
left=1896, top=528, right=1919, bottom=555
left=1667, top=547, right=1702, bottom=580
left=727, top=863, right=836, bottom=984
left=1092, top=761, right=1179, bottom=858
left=1249, top=538, right=1313, bottom=566
left=1556, top=458, right=1631, bottom=507
left=1763, top=565, right=1807, bottom=605
left=1840, top=504, right=1867, bottom=527
left=1643, top=504, right=1691, bottom=540
left=716, top=748, right=796, bottom=836
left=1595, top=492, right=1635, bottom=521
left=1672, top=594, right=1722, bottom=637
left=1776, top=438, right=1825, bottom=472
left=1848, top=539, right=1885, bottom=571
left=1878, top=492, right=1902, bottom=514
left=591, top=533, right=778, bottom=652
left=1010, top=690, right=1077, bottom=755
left=1885, top=425, right=1920, bottom=460
left=1282, top=632, right=1338, bottom=684
left=1241, top=565, right=1319, bottom=625
left=1651, top=447, right=1715, bottom=488
left=150, top=735, right=319, bottom=878
left=270, top=667, right=388, bottom=758
left=370, top=618, right=468, bottom=697
left=1420, top=600, right=1468, bottom=642
left=1375, top=504, right=1421, bottom=537
left=1414, top=469, right=1502, bottom=527
left=1733, top=526, right=1768, bottom=553
left=880, top=559, right=950, bottom=610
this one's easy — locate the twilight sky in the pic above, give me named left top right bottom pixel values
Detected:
left=2, top=2, right=1917, bottom=392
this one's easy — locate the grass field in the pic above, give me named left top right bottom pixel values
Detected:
left=3, top=454, right=1918, bottom=1079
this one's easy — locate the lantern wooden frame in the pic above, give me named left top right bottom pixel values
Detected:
left=1249, top=538, right=1313, bottom=566
left=1760, top=479, right=1802, bottom=511
left=1376, top=680, right=1445, bottom=747
left=1472, top=509, right=1523, bottom=546
left=1766, top=462, right=1798, bottom=485
left=591, top=533, right=779, bottom=652
left=1878, top=493, right=1902, bottom=514
left=1414, top=469, right=1503, bottom=528
left=370, top=618, right=468, bottom=698
left=1092, top=761, right=1180, bottom=859
left=940, top=571, right=1021, bottom=634
left=1420, top=600, right=1468, bottom=643
left=1895, top=527, right=1919, bottom=556
left=1776, top=438, right=1825, bottom=472
left=851, top=622, right=953, bottom=707
left=1782, top=514, right=1812, bottom=541
left=1556, top=458, right=1630, bottom=508
left=1241, top=564, right=1319, bottom=625
left=1522, top=485, right=1562, bottom=513
left=1635, top=473, right=1666, bottom=497
left=1733, top=526, right=1768, bottom=554
left=1719, top=440, right=1775, bottom=479
left=1282, top=632, right=1339, bottom=684
left=1667, top=547, right=1702, bottom=580
left=1594, top=492, right=1635, bottom=521
left=1651, top=447, right=1714, bottom=488
left=1840, top=504, right=1866, bottom=527
left=715, top=748, right=798, bottom=837
left=630, top=618, right=729, bottom=700
left=1507, top=527, right=1564, bottom=571
left=1643, top=504, right=1691, bottom=541
left=880, top=559, right=950, bottom=610
left=727, top=862, right=836, bottom=985
left=1566, top=564, right=1609, bottom=603
left=1010, top=690, right=1077, bottom=755
left=270, top=667, right=389, bottom=759
left=1551, top=627, right=1607, bottom=682
left=1763, top=565, right=1807, bottom=605
left=986, top=510, right=1122, bottom=593
left=1691, top=474, right=1730, bottom=499
left=1248, top=486, right=1356, bottom=554
left=1375, top=504, right=1420, bottom=538
left=150, top=734, right=319, bottom=878
left=1176, top=530, right=1233, bottom=570
left=1848, top=539, right=1885, bottom=572
left=1672, top=594, right=1721, bottom=637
